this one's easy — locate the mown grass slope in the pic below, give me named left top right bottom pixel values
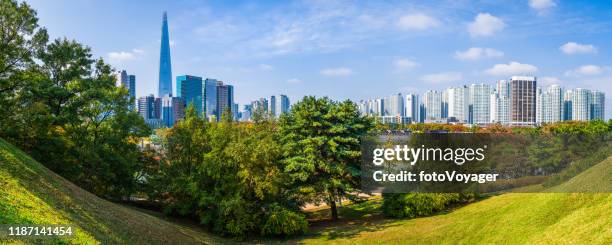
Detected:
left=0, top=138, right=226, bottom=244
left=298, top=157, right=612, bottom=244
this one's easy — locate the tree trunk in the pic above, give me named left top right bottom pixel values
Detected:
left=330, top=194, right=338, bottom=221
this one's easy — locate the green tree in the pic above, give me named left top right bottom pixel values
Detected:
left=0, top=0, right=48, bottom=143
left=278, top=96, right=373, bottom=220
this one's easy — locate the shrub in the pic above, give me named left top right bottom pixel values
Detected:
left=382, top=193, right=473, bottom=218
left=261, top=205, right=308, bottom=236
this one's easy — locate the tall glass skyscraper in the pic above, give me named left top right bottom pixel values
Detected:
left=204, top=78, right=218, bottom=120
left=158, top=12, right=173, bottom=97
left=176, top=75, right=204, bottom=115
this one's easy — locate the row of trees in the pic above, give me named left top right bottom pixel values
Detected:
left=0, top=0, right=149, bottom=198
left=143, top=97, right=374, bottom=236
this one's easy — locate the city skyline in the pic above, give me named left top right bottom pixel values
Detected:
left=358, top=77, right=605, bottom=126
left=27, top=0, right=612, bottom=119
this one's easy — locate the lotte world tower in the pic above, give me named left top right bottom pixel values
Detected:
left=158, top=12, right=172, bottom=97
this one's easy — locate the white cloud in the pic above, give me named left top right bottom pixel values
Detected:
left=560, top=42, right=597, bottom=55
left=468, top=13, right=505, bottom=37
left=393, top=58, right=420, bottom=71
left=529, top=0, right=556, bottom=11
left=564, top=65, right=603, bottom=76
left=454, top=47, right=504, bottom=61
left=485, top=61, right=538, bottom=76
left=107, top=49, right=144, bottom=63
left=420, top=72, right=463, bottom=83
left=287, top=78, right=302, bottom=84
left=259, top=64, right=274, bottom=71
left=396, top=13, right=440, bottom=30
left=320, top=67, right=353, bottom=76
left=539, top=76, right=563, bottom=86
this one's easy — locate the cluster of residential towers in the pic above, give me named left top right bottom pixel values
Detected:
left=358, top=76, right=605, bottom=126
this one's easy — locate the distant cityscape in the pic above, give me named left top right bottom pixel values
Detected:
left=116, top=12, right=605, bottom=129
left=116, top=12, right=290, bottom=129
left=357, top=77, right=605, bottom=126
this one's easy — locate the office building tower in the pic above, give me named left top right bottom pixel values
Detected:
left=116, top=70, right=136, bottom=110
left=590, top=90, right=605, bottom=120
left=468, top=84, right=491, bottom=124
left=510, top=76, right=537, bottom=126
left=423, top=90, right=442, bottom=120
left=161, top=95, right=185, bottom=127
left=138, top=95, right=157, bottom=120
left=232, top=103, right=239, bottom=120
left=204, top=78, right=218, bottom=120
left=216, top=81, right=234, bottom=120
left=446, top=86, right=468, bottom=123
left=541, top=85, right=564, bottom=123
left=176, top=75, right=203, bottom=115
left=158, top=12, right=173, bottom=97
left=404, top=94, right=420, bottom=123
left=275, top=94, right=290, bottom=117
left=241, top=104, right=253, bottom=121
left=251, top=97, right=268, bottom=117
left=268, top=95, right=276, bottom=116
left=572, top=88, right=591, bottom=121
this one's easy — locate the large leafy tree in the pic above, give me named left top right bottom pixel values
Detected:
left=154, top=105, right=307, bottom=237
left=0, top=0, right=48, bottom=142
left=0, top=0, right=149, bottom=199
left=279, top=96, right=373, bottom=220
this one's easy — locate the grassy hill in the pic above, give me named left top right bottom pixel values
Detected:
left=297, top=157, right=612, bottom=244
left=0, top=138, right=227, bottom=244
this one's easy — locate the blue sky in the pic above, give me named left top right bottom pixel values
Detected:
left=27, top=0, right=612, bottom=118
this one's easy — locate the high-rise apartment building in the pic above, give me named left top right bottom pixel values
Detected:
left=590, top=90, right=605, bottom=120
left=388, top=93, right=404, bottom=117
left=563, top=90, right=573, bottom=121
left=404, top=94, right=420, bottom=123
left=572, top=88, right=591, bottom=121
left=176, top=75, right=203, bottom=115
left=158, top=12, right=173, bottom=97
left=446, top=86, right=468, bottom=123
left=423, top=90, right=442, bottom=120
left=536, top=87, right=542, bottom=124
left=468, top=84, right=491, bottom=124
left=510, top=76, right=537, bottom=126
left=490, top=80, right=510, bottom=124
left=541, top=85, right=564, bottom=123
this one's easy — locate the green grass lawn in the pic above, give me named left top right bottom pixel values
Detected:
left=295, top=157, right=612, bottom=244
left=0, top=138, right=227, bottom=244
